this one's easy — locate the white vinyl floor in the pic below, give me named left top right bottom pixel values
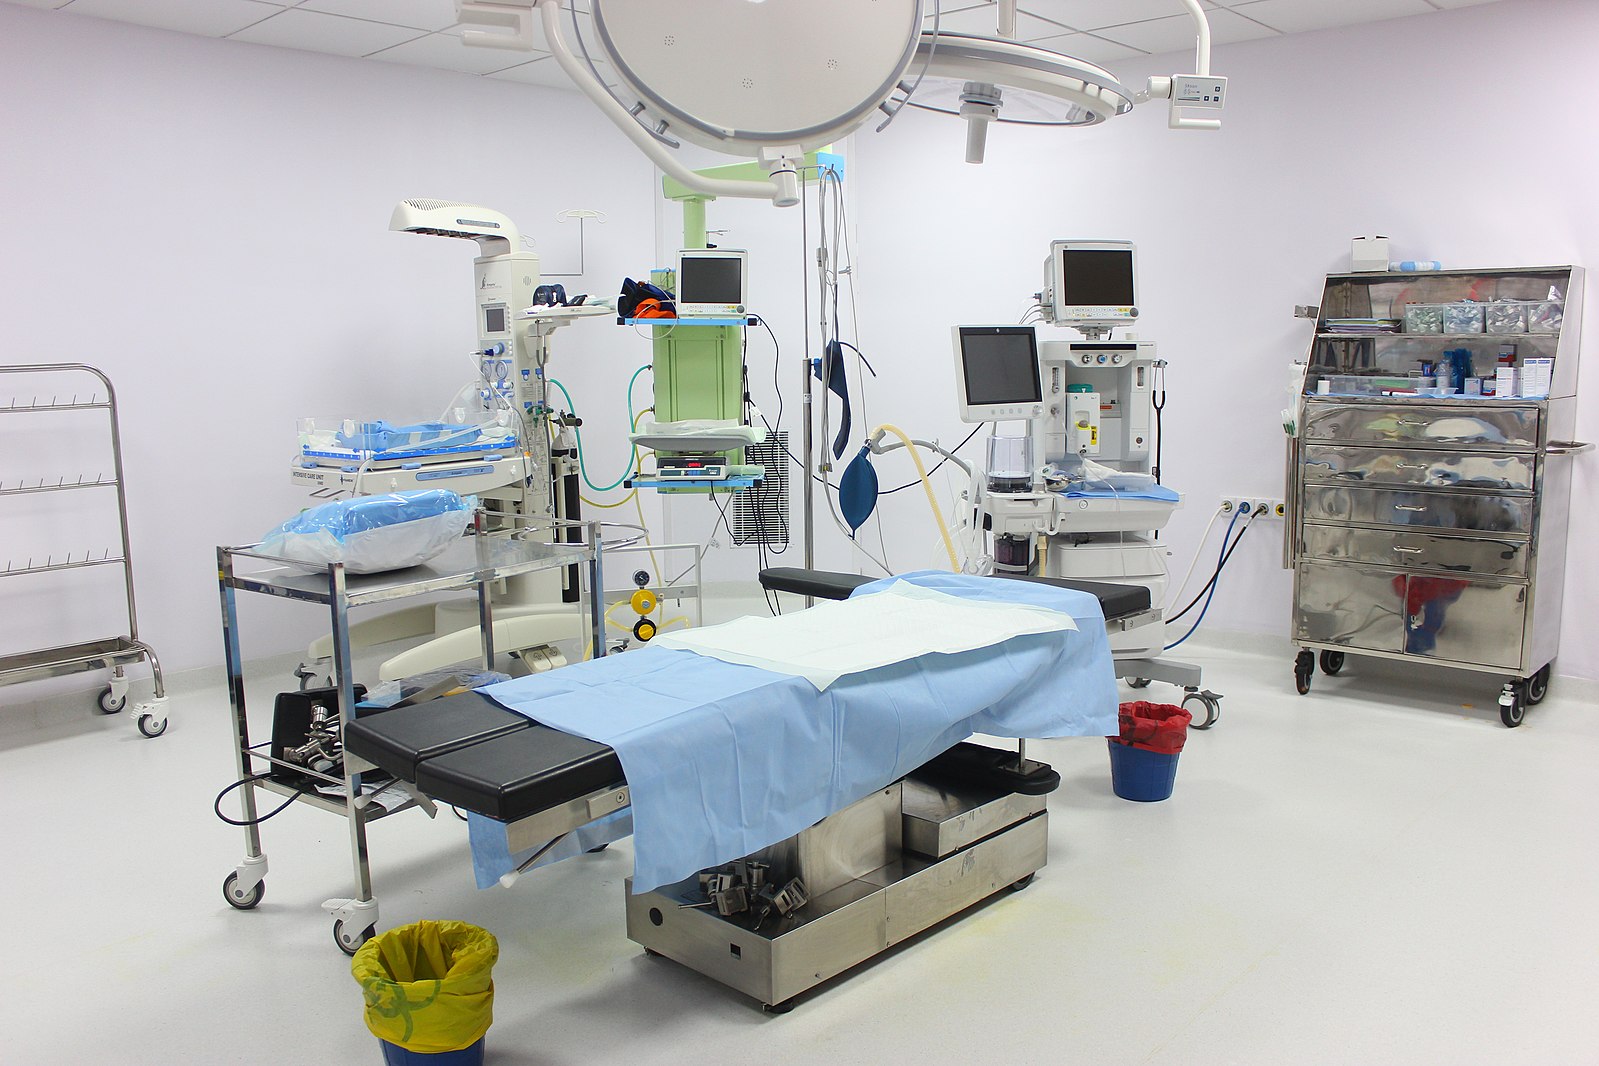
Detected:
left=2, top=632, right=1596, bottom=1065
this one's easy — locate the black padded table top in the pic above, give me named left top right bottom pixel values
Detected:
left=757, top=567, right=1151, bottom=620
left=345, top=692, right=623, bottom=823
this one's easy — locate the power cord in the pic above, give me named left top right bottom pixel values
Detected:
left=213, top=774, right=307, bottom=828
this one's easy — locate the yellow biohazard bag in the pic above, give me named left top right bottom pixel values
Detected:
left=351, top=920, right=498, bottom=1054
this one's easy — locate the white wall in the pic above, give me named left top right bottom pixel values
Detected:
left=5, top=0, right=1595, bottom=687
left=0, top=2, right=658, bottom=680
left=842, top=0, right=1599, bottom=679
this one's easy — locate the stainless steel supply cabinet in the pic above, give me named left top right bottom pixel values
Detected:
left=1285, top=266, right=1590, bottom=726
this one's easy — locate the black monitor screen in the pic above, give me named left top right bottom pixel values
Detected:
left=483, top=306, right=507, bottom=333
left=1060, top=249, right=1135, bottom=306
left=679, top=256, right=743, bottom=305
left=960, top=328, right=1041, bottom=406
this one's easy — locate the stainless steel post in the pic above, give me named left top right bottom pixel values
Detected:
left=218, top=547, right=262, bottom=856
left=588, top=521, right=606, bottom=657
left=329, top=561, right=373, bottom=904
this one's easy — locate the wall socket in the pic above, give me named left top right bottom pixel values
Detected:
left=1220, top=496, right=1285, bottom=519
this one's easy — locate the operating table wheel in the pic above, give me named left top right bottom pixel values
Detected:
left=1318, top=650, right=1345, bottom=676
left=334, top=920, right=376, bottom=956
left=762, top=1000, right=796, bottom=1015
left=222, top=872, right=265, bottom=910
left=97, top=686, right=126, bottom=714
left=1126, top=678, right=1152, bottom=689
left=1008, top=873, right=1036, bottom=892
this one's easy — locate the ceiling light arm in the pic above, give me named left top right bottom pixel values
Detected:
left=456, top=1, right=799, bottom=206
left=1134, top=0, right=1227, bottom=131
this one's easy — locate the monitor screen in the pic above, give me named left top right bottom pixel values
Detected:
left=483, top=306, right=507, bottom=334
left=679, top=255, right=744, bottom=305
left=959, top=328, right=1041, bottom=406
left=1059, top=249, right=1135, bottom=306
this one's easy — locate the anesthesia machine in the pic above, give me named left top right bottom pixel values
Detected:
left=956, top=241, right=1220, bottom=724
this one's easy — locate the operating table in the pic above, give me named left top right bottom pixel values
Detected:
left=344, top=568, right=1152, bottom=1011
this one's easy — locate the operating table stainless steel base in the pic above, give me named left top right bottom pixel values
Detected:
left=625, top=774, right=1048, bottom=1011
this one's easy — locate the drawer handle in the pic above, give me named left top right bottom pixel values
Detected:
left=1397, top=420, right=1428, bottom=427
left=1547, top=440, right=1594, bottom=456
left=1393, top=505, right=1428, bottom=512
left=1395, top=463, right=1430, bottom=470
left=1392, top=546, right=1425, bottom=554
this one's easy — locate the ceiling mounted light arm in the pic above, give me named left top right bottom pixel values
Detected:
left=1135, top=0, right=1228, bottom=131
left=455, top=1, right=800, bottom=205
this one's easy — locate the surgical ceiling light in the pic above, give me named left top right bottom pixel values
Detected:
left=455, top=0, right=1227, bottom=202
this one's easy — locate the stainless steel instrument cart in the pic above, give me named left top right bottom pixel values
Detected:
left=217, top=520, right=604, bottom=953
left=0, top=363, right=167, bottom=737
left=1285, top=266, right=1590, bottom=726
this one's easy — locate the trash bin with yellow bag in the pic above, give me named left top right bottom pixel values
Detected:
left=351, top=920, right=498, bottom=1065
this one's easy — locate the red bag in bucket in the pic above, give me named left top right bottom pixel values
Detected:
left=1113, top=701, right=1191, bottom=754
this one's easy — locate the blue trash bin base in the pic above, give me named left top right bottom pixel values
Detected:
left=379, top=1038, right=485, bottom=1066
left=1107, top=739, right=1180, bottom=802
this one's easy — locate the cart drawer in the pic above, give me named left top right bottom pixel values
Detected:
left=1400, top=575, right=1526, bottom=671
left=1303, top=402, right=1539, bottom=450
left=1301, top=444, right=1535, bottom=492
left=1302, top=523, right=1529, bottom=578
left=1301, top=485, right=1535, bottom=535
left=1294, top=561, right=1406, bottom=654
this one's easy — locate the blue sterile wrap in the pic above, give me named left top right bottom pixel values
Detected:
left=470, top=571, right=1117, bottom=893
left=257, top=489, right=472, bottom=574
left=1059, top=484, right=1180, bottom=502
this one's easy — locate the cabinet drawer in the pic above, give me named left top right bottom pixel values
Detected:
left=1294, top=561, right=1405, bottom=653
left=1302, top=444, right=1535, bottom=492
left=1303, top=402, right=1539, bottom=450
left=1302, top=523, right=1529, bottom=577
left=1401, top=576, right=1526, bottom=670
left=1301, top=485, right=1534, bottom=535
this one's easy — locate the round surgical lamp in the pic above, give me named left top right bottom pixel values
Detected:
left=902, top=33, right=1135, bottom=163
left=590, top=0, right=924, bottom=160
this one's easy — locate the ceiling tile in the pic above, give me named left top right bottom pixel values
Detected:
left=225, top=7, right=424, bottom=57
left=923, top=3, right=1070, bottom=39
left=61, top=0, right=281, bottom=37
left=1028, top=30, right=1147, bottom=63
left=1095, top=8, right=1278, bottom=53
left=367, top=30, right=537, bottom=73
left=296, top=0, right=458, bottom=33
left=1019, top=0, right=1223, bottom=32
left=1232, top=0, right=1434, bottom=34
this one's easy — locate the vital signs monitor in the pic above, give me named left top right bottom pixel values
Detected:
left=1045, top=240, right=1138, bottom=329
left=676, top=249, right=748, bottom=317
left=953, top=325, right=1044, bottom=423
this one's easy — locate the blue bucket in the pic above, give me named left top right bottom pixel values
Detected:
left=380, top=1038, right=485, bottom=1066
left=1107, top=740, right=1180, bottom=802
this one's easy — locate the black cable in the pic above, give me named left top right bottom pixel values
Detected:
left=214, top=774, right=308, bottom=827
left=1167, top=513, right=1258, bottom=624
left=1152, top=362, right=1167, bottom=485
left=878, top=423, right=985, bottom=495
left=753, top=315, right=784, bottom=434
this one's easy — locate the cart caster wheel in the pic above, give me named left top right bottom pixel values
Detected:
left=334, top=920, right=376, bottom=956
left=1294, top=651, right=1314, bottom=695
left=1318, top=650, right=1345, bottom=676
left=1127, top=677, right=1152, bottom=689
left=643, top=948, right=663, bottom=958
left=1184, top=691, right=1221, bottom=730
left=136, top=713, right=167, bottom=738
left=97, top=686, right=127, bottom=714
left=1008, top=873, right=1036, bottom=892
left=223, top=872, right=265, bottom=910
left=1525, top=665, right=1551, bottom=705
left=762, top=1000, right=795, bottom=1015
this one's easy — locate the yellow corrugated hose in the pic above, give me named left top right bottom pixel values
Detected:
left=872, top=423, right=959, bottom=571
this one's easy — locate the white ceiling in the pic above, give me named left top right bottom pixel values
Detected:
left=8, top=0, right=1505, bottom=86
